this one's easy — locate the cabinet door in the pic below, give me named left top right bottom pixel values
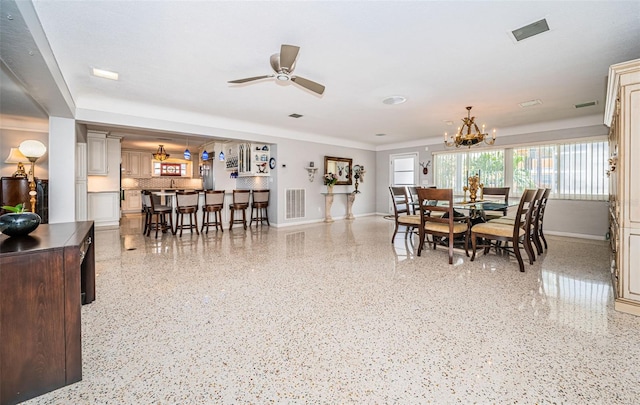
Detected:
left=87, top=135, right=108, bottom=175
left=139, top=153, right=152, bottom=177
left=88, top=192, right=120, bottom=226
left=129, top=153, right=142, bottom=177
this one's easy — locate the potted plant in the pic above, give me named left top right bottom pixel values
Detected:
left=0, top=203, right=41, bottom=237
left=323, top=173, right=338, bottom=193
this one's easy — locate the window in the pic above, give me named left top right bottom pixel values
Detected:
left=434, top=150, right=504, bottom=193
left=153, top=162, right=188, bottom=177
left=433, top=139, right=608, bottom=200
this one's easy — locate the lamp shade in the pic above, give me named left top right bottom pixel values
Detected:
left=18, top=140, right=47, bottom=159
left=4, top=148, right=27, bottom=163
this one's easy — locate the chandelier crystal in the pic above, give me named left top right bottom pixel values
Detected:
left=444, top=106, right=496, bottom=148
left=152, top=145, right=170, bottom=161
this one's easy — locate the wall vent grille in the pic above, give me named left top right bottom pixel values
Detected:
left=285, top=189, right=306, bottom=219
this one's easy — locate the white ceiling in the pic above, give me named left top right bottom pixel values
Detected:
left=3, top=1, right=640, bottom=152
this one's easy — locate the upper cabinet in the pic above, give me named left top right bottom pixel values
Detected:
left=87, top=131, right=108, bottom=175
left=122, top=150, right=152, bottom=178
left=238, top=143, right=271, bottom=177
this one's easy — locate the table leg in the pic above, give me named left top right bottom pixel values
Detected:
left=324, top=194, right=334, bottom=223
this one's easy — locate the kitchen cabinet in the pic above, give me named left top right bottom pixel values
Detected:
left=238, top=143, right=271, bottom=177
left=122, top=151, right=152, bottom=178
left=122, top=189, right=142, bottom=213
left=604, top=58, right=640, bottom=316
left=0, top=221, right=95, bottom=405
left=88, top=192, right=120, bottom=227
left=87, top=131, right=108, bottom=175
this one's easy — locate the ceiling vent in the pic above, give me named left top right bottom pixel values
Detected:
left=519, top=99, right=543, bottom=108
left=289, top=113, right=303, bottom=118
left=574, top=101, right=598, bottom=109
left=512, top=19, right=550, bottom=42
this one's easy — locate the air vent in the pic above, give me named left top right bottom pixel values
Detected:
left=289, top=113, right=303, bottom=118
left=285, top=189, right=306, bottom=219
left=519, top=99, right=543, bottom=108
left=574, top=101, right=598, bottom=109
left=512, top=18, right=550, bottom=42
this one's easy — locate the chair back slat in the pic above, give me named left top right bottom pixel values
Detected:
left=416, top=188, right=457, bottom=227
left=205, top=190, right=225, bottom=206
left=389, top=186, right=410, bottom=216
left=233, top=189, right=251, bottom=204
left=176, top=191, right=199, bottom=208
left=253, top=190, right=269, bottom=204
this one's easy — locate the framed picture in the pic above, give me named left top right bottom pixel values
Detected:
left=324, top=156, right=352, bottom=185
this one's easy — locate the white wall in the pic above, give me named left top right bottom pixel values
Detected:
left=48, top=116, right=76, bottom=223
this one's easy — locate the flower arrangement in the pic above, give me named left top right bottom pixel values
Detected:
left=323, top=173, right=338, bottom=186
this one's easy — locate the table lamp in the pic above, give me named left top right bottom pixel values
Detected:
left=4, top=148, right=28, bottom=178
left=18, top=140, right=47, bottom=213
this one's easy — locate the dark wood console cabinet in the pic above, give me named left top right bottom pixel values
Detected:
left=0, top=221, right=95, bottom=405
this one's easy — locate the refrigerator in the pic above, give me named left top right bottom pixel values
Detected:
left=201, top=157, right=215, bottom=190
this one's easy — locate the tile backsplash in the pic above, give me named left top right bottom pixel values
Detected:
left=122, top=177, right=203, bottom=189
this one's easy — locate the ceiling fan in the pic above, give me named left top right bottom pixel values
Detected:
left=228, top=44, right=325, bottom=95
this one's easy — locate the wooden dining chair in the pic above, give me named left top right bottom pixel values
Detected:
left=481, top=187, right=510, bottom=220
left=389, top=186, right=421, bottom=243
left=535, top=188, right=552, bottom=251
left=416, top=187, right=470, bottom=264
left=470, top=189, right=537, bottom=272
left=488, top=188, right=544, bottom=260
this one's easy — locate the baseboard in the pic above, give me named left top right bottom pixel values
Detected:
left=271, top=212, right=378, bottom=228
left=545, top=230, right=606, bottom=241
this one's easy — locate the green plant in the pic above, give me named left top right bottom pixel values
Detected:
left=1, top=203, right=26, bottom=213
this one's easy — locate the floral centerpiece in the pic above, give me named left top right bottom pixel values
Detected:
left=323, top=173, right=338, bottom=192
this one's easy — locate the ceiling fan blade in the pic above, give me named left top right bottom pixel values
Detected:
left=291, top=76, right=325, bottom=95
left=228, top=75, right=272, bottom=84
left=279, top=44, right=299, bottom=72
left=269, top=53, right=281, bottom=72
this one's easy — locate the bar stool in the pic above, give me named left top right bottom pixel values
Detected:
left=201, top=190, right=225, bottom=233
left=143, top=190, right=173, bottom=238
left=250, top=189, right=270, bottom=227
left=174, top=191, right=199, bottom=236
left=229, top=189, right=250, bottom=230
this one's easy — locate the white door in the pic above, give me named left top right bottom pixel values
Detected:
left=389, top=152, right=418, bottom=212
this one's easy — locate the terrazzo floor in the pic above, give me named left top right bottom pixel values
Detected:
left=24, top=215, right=640, bottom=404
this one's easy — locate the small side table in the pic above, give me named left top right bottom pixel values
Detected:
left=321, top=192, right=357, bottom=222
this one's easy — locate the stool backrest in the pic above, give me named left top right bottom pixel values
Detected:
left=176, top=191, right=199, bottom=208
left=253, top=189, right=269, bottom=204
left=233, top=189, right=251, bottom=205
left=204, top=190, right=225, bottom=206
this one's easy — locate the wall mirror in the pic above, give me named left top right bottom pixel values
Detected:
left=324, top=156, right=353, bottom=185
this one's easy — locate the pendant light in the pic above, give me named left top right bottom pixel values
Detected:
left=183, top=138, right=191, bottom=160
left=202, top=150, right=209, bottom=161
left=219, top=150, right=225, bottom=161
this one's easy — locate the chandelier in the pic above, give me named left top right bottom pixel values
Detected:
left=444, top=106, right=496, bottom=148
left=152, top=144, right=170, bottom=161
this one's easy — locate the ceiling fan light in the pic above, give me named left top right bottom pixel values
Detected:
left=276, top=73, right=290, bottom=81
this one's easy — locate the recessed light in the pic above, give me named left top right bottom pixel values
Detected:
left=382, top=96, right=407, bottom=105
left=375, top=133, right=386, bottom=137
left=444, top=120, right=454, bottom=126
left=519, top=99, right=542, bottom=108
left=92, top=68, right=119, bottom=81
left=289, top=113, right=303, bottom=118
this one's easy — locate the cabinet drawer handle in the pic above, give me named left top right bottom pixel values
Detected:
left=86, top=236, right=92, bottom=245
left=80, top=249, right=86, bottom=262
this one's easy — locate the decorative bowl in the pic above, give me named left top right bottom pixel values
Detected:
left=0, top=212, right=41, bottom=237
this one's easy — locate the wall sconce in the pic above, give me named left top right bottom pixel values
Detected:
left=4, top=148, right=28, bottom=178
left=18, top=140, right=47, bottom=213
left=304, top=164, right=318, bottom=182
